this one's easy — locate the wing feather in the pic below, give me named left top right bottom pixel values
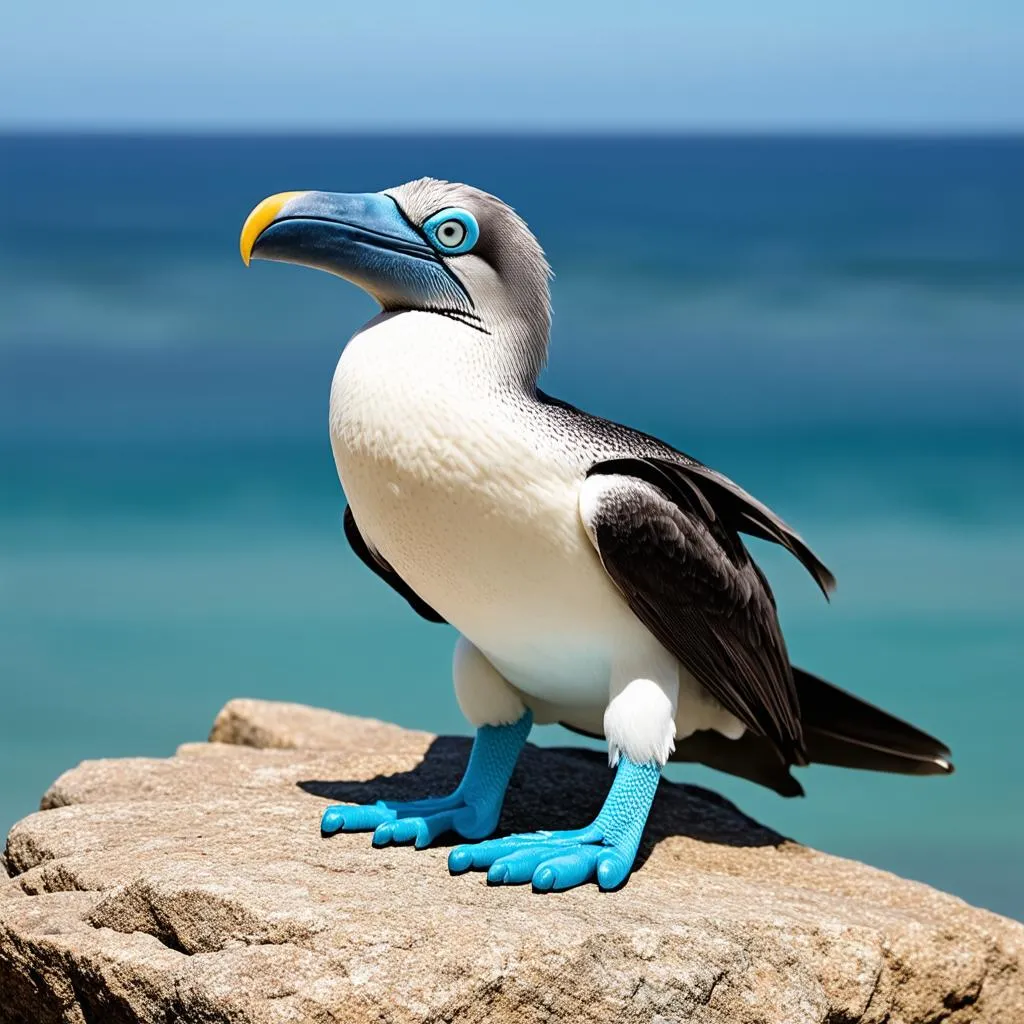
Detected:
left=581, top=467, right=807, bottom=765
left=343, top=506, right=446, bottom=624
left=535, top=392, right=835, bottom=598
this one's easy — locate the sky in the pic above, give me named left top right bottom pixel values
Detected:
left=1, top=1, right=1022, bottom=131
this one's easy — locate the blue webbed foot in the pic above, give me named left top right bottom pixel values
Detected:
left=447, top=825, right=635, bottom=890
left=320, top=710, right=532, bottom=849
left=448, top=756, right=661, bottom=892
left=321, top=794, right=491, bottom=848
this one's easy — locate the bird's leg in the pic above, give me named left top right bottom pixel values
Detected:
left=321, top=638, right=531, bottom=848
left=320, top=711, right=532, bottom=847
left=449, top=671, right=675, bottom=891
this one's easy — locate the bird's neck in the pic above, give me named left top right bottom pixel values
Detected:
left=335, top=311, right=531, bottom=409
left=355, top=308, right=546, bottom=395
left=329, top=309, right=548, bottom=471
left=492, top=312, right=548, bottom=391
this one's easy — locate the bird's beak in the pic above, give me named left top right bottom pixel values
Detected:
left=240, top=190, right=467, bottom=309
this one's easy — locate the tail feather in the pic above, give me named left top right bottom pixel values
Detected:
left=561, top=666, right=953, bottom=798
left=795, top=667, right=954, bottom=776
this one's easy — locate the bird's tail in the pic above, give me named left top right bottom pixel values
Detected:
left=563, top=666, right=954, bottom=798
left=795, top=667, right=954, bottom=776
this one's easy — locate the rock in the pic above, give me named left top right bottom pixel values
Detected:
left=1, top=700, right=1021, bottom=1023
left=208, top=697, right=422, bottom=753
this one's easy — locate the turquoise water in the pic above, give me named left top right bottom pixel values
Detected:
left=1, top=135, right=1022, bottom=918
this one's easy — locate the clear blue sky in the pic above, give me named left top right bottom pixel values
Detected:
left=2, top=0, right=1022, bottom=130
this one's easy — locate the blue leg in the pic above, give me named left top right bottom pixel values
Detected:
left=448, top=755, right=661, bottom=891
left=321, top=709, right=532, bottom=848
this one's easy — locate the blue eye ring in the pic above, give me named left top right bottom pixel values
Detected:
left=423, top=208, right=479, bottom=255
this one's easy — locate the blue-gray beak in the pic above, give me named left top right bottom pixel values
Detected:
left=240, top=190, right=467, bottom=308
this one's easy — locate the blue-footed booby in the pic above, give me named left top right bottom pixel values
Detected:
left=240, top=180, right=953, bottom=892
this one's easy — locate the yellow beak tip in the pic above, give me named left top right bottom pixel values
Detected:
left=239, top=191, right=309, bottom=266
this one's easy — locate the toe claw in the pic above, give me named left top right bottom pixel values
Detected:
left=320, top=806, right=347, bottom=835
left=486, top=863, right=509, bottom=885
left=372, top=818, right=422, bottom=846
left=532, top=865, right=556, bottom=891
left=487, top=846, right=557, bottom=885
left=371, top=821, right=395, bottom=847
left=448, top=846, right=474, bottom=874
left=322, top=803, right=396, bottom=835
left=597, top=849, right=631, bottom=890
left=532, top=847, right=601, bottom=892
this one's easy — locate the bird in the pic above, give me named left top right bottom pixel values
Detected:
left=239, top=179, right=953, bottom=892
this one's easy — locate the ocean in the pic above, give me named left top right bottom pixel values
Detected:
left=1, top=134, right=1021, bottom=918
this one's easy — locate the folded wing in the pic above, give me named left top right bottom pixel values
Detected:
left=343, top=505, right=447, bottom=624
left=580, top=461, right=811, bottom=766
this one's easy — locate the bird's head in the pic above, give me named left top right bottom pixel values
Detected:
left=240, top=178, right=551, bottom=382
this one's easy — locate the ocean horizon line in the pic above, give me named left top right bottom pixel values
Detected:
left=3, top=127, right=1024, bottom=142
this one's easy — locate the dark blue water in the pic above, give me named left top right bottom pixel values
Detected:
left=1, top=135, right=1022, bottom=918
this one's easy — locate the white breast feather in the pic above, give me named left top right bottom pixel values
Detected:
left=329, top=311, right=745, bottom=744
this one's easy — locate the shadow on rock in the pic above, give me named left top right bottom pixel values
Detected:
left=298, top=736, right=786, bottom=866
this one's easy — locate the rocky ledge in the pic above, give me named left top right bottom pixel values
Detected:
left=1, top=700, right=1022, bottom=1024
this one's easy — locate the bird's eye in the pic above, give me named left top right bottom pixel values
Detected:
left=437, top=220, right=466, bottom=247
left=423, top=208, right=479, bottom=255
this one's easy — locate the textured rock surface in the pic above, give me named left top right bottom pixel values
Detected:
left=1, top=699, right=1021, bottom=1023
